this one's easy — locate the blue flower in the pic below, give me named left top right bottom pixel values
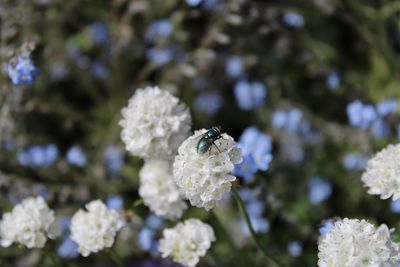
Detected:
left=308, top=177, right=332, bottom=204
left=6, top=56, right=40, bottom=85
left=225, top=55, right=244, bottom=78
left=66, top=146, right=87, bottom=167
left=91, top=61, right=108, bottom=79
left=106, top=195, right=124, bottom=210
left=193, top=91, right=223, bottom=116
left=103, top=146, right=124, bottom=174
left=391, top=200, right=400, bottom=213
left=234, top=155, right=258, bottom=180
left=282, top=11, right=305, bottom=27
left=234, top=80, right=267, bottom=110
left=145, top=214, right=164, bottom=230
left=287, top=241, right=303, bottom=257
left=139, top=227, right=156, bottom=251
left=371, top=119, right=390, bottom=139
left=146, top=47, right=173, bottom=66
left=90, top=21, right=110, bottom=46
left=346, top=100, right=377, bottom=129
left=376, top=99, right=397, bottom=116
left=146, top=19, right=172, bottom=42
left=272, top=108, right=306, bottom=134
left=57, top=237, right=79, bottom=259
left=186, top=0, right=202, bottom=6
left=319, top=219, right=336, bottom=235
left=326, top=71, right=340, bottom=91
left=234, top=127, right=273, bottom=179
left=342, top=153, right=367, bottom=171
left=17, top=144, right=58, bottom=168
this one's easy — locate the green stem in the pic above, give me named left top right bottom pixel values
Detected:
left=231, top=187, right=285, bottom=267
left=42, top=248, right=61, bottom=267
left=108, top=248, right=124, bottom=267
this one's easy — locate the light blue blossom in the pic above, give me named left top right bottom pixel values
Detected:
left=146, top=19, right=172, bottom=42
left=234, top=127, right=273, bottom=180
left=371, top=119, right=390, bottom=139
left=390, top=200, right=400, bottom=214
left=326, top=71, right=340, bottom=91
left=308, top=177, right=332, bottom=204
left=225, top=55, right=244, bottom=78
left=272, top=108, right=307, bottom=134
left=376, top=99, right=397, bottom=116
left=145, top=214, right=164, bottom=230
left=288, top=241, right=303, bottom=257
left=282, top=11, right=304, bottom=27
left=17, top=144, right=58, bottom=168
left=66, top=146, right=87, bottom=167
left=106, top=195, right=124, bottom=210
left=193, top=91, right=223, bottom=116
left=234, top=80, right=267, bottom=110
left=139, top=227, right=155, bottom=251
left=103, top=146, right=124, bottom=173
left=90, top=21, right=110, bottom=46
left=342, top=153, right=367, bottom=171
left=91, top=61, right=108, bottom=79
left=57, top=237, right=79, bottom=259
left=146, top=48, right=173, bottom=66
left=319, top=220, right=335, bottom=235
left=186, top=0, right=202, bottom=6
left=6, top=56, right=40, bottom=85
left=346, top=100, right=377, bottom=129
left=234, top=155, right=258, bottom=180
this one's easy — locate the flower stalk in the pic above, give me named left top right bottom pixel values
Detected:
left=231, top=187, right=285, bottom=267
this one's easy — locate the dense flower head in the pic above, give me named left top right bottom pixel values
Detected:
left=361, top=144, right=400, bottom=200
left=234, top=127, right=273, bottom=180
left=6, top=56, right=40, bottom=85
left=159, top=218, right=215, bottom=267
left=318, top=218, right=400, bottom=267
left=139, top=160, right=187, bottom=220
left=0, top=196, right=59, bottom=248
left=70, top=200, right=124, bottom=257
left=173, top=129, right=242, bottom=210
left=119, top=86, right=192, bottom=159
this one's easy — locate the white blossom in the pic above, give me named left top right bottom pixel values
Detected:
left=139, top=159, right=187, bottom=220
left=159, top=218, right=215, bottom=267
left=119, top=86, right=191, bottom=159
left=0, top=196, right=59, bottom=248
left=70, top=200, right=124, bottom=257
left=318, top=218, right=400, bottom=267
left=173, top=129, right=242, bottom=210
left=361, top=143, right=400, bottom=200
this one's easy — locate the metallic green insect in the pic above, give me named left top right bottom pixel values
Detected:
left=196, top=126, right=224, bottom=155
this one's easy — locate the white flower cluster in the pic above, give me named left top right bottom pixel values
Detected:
left=318, top=218, right=400, bottom=267
left=0, top=196, right=59, bottom=248
left=173, top=129, right=242, bottom=210
left=70, top=200, right=125, bottom=257
left=139, top=160, right=187, bottom=220
left=159, top=218, right=215, bottom=267
left=361, top=143, right=400, bottom=200
left=119, top=86, right=192, bottom=159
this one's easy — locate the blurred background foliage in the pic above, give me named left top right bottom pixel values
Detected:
left=1, top=0, right=400, bottom=266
